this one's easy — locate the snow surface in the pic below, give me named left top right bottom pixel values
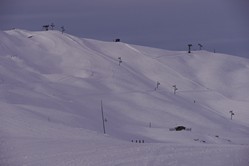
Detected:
left=0, top=29, right=249, bottom=166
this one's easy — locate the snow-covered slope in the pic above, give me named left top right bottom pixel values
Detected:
left=0, top=29, right=249, bottom=166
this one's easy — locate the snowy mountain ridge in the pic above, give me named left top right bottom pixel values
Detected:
left=1, top=29, right=249, bottom=166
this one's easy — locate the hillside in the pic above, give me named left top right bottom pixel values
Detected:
left=0, top=29, right=249, bottom=166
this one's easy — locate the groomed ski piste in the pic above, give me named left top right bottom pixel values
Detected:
left=0, top=29, right=249, bottom=166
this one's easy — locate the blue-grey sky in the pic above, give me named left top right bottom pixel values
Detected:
left=1, top=0, right=249, bottom=57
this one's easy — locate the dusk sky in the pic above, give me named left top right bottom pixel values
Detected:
left=1, top=0, right=249, bottom=58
